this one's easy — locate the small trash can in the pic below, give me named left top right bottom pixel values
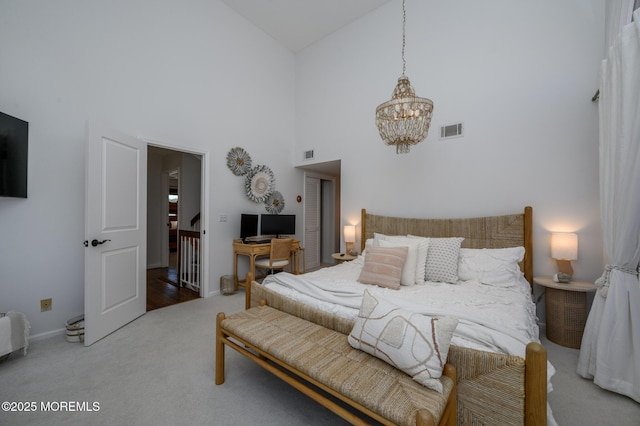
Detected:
left=220, top=275, right=235, bottom=295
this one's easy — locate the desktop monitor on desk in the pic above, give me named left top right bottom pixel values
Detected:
left=240, top=214, right=259, bottom=242
left=260, top=214, right=295, bottom=237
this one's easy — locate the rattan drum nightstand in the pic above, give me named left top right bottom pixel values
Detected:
left=534, top=276, right=596, bottom=349
left=331, top=253, right=357, bottom=264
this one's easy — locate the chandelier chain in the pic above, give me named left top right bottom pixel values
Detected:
left=402, top=0, right=406, bottom=76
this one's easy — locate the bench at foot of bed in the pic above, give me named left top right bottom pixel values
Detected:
left=216, top=302, right=457, bottom=426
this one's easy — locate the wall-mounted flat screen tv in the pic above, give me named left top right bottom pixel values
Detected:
left=240, top=213, right=259, bottom=241
left=0, top=111, right=28, bottom=198
left=260, top=214, right=295, bottom=237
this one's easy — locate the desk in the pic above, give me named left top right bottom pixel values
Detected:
left=233, top=239, right=300, bottom=289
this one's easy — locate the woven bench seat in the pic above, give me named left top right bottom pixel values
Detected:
left=216, top=304, right=456, bottom=426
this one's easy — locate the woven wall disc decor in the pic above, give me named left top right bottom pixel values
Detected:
left=245, top=165, right=275, bottom=203
left=264, top=191, right=285, bottom=214
left=226, top=147, right=252, bottom=176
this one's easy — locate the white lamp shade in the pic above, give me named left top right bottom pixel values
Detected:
left=343, top=225, right=356, bottom=243
left=551, top=232, right=578, bottom=260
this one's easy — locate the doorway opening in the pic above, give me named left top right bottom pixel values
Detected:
left=297, top=160, right=341, bottom=271
left=146, top=145, right=204, bottom=311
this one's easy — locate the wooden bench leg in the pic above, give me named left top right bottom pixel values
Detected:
left=417, top=364, right=457, bottom=426
left=416, top=409, right=436, bottom=426
left=441, top=363, right=457, bottom=426
left=215, top=312, right=226, bottom=385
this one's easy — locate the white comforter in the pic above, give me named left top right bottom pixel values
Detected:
left=263, top=255, right=539, bottom=357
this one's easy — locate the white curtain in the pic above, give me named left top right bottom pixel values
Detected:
left=577, top=9, right=640, bottom=403
left=604, top=0, right=635, bottom=51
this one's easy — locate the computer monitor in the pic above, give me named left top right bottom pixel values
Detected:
left=260, top=214, right=295, bottom=237
left=240, top=214, right=259, bottom=241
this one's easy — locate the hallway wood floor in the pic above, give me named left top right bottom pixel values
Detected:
left=146, top=259, right=200, bottom=311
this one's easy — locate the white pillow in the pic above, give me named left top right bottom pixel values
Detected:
left=348, top=290, right=458, bottom=393
left=424, top=237, right=464, bottom=283
left=407, top=235, right=430, bottom=284
left=374, top=234, right=429, bottom=286
left=372, top=232, right=389, bottom=247
left=361, top=238, right=376, bottom=256
left=457, top=247, right=525, bottom=287
left=378, top=239, right=419, bottom=286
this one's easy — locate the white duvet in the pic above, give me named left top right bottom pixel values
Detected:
left=262, top=255, right=558, bottom=425
left=264, top=255, right=539, bottom=356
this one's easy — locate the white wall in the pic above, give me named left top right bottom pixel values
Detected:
left=0, top=0, right=607, bottom=337
left=294, top=0, right=606, bottom=294
left=0, top=0, right=298, bottom=337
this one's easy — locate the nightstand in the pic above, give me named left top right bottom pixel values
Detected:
left=331, top=253, right=357, bottom=264
left=534, top=276, right=596, bottom=349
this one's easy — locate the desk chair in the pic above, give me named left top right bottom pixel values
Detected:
left=255, top=238, right=293, bottom=276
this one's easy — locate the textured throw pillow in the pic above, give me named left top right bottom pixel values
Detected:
left=357, top=246, right=408, bottom=290
left=348, top=290, right=458, bottom=393
left=457, top=247, right=525, bottom=286
left=378, top=239, right=421, bottom=286
left=424, top=237, right=464, bottom=283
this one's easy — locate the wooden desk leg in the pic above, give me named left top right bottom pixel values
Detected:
left=233, top=252, right=239, bottom=290
left=290, top=251, right=297, bottom=274
left=249, top=255, right=256, bottom=286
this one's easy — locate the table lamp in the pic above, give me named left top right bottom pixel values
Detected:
left=551, top=232, right=577, bottom=282
left=343, top=225, right=356, bottom=256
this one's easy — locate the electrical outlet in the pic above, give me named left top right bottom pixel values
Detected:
left=40, top=298, right=52, bottom=312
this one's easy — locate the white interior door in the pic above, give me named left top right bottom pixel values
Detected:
left=84, top=123, right=147, bottom=346
left=304, top=176, right=321, bottom=270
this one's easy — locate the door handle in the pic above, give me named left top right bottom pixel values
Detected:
left=84, top=239, right=111, bottom=247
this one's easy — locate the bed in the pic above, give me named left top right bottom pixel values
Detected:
left=246, top=206, right=554, bottom=425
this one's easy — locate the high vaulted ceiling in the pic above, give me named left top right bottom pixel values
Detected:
left=222, top=0, right=393, bottom=52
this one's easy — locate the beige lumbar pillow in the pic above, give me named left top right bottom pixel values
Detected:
left=357, top=246, right=408, bottom=290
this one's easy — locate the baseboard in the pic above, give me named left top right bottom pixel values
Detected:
left=30, top=328, right=66, bottom=342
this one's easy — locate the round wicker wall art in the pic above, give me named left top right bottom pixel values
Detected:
left=245, top=165, right=275, bottom=203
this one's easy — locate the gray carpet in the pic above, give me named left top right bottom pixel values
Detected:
left=0, top=291, right=638, bottom=425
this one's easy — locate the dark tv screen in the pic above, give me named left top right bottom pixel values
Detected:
left=261, top=214, right=295, bottom=236
left=0, top=111, right=28, bottom=198
left=240, top=214, right=259, bottom=240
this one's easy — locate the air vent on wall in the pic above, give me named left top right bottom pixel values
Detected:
left=303, top=150, right=314, bottom=160
left=440, top=123, right=464, bottom=139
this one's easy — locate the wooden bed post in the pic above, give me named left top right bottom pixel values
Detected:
left=524, top=206, right=533, bottom=286
left=361, top=208, right=367, bottom=252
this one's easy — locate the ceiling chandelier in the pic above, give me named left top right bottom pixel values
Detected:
left=375, top=0, right=433, bottom=154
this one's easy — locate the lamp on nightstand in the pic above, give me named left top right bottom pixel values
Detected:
left=343, top=225, right=356, bottom=256
left=551, top=232, right=578, bottom=282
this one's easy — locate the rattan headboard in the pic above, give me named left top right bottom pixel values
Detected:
left=360, top=206, right=533, bottom=286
